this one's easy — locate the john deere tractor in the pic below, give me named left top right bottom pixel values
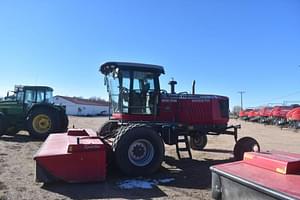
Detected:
left=0, top=85, right=68, bottom=139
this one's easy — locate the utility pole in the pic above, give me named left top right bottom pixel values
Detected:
left=238, top=91, right=245, bottom=110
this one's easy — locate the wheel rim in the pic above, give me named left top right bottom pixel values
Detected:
left=32, top=114, right=51, bottom=134
left=128, top=139, right=154, bottom=167
left=194, top=135, right=205, bottom=147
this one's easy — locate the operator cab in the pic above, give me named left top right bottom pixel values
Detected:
left=14, top=86, right=53, bottom=108
left=100, top=62, right=164, bottom=116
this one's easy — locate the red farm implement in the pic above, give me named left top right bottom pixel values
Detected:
left=239, top=108, right=253, bottom=120
left=247, top=109, right=260, bottom=122
left=287, top=107, right=300, bottom=130
left=258, top=106, right=273, bottom=123
left=211, top=151, right=300, bottom=200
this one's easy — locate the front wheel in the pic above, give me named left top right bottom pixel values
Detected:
left=97, top=120, right=119, bottom=137
left=113, top=124, right=165, bottom=176
left=233, top=137, right=260, bottom=161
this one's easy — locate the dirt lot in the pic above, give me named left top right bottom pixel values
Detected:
left=0, top=117, right=299, bottom=200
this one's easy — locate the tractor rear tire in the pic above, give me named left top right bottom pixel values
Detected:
left=60, top=112, right=69, bottom=132
left=189, top=134, right=208, bottom=150
left=97, top=120, right=119, bottom=137
left=113, top=124, right=165, bottom=176
left=6, top=126, right=19, bottom=135
left=27, top=107, right=60, bottom=140
left=0, top=113, right=7, bottom=136
left=233, top=137, right=260, bottom=161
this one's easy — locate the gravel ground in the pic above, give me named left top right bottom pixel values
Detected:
left=0, top=117, right=299, bottom=200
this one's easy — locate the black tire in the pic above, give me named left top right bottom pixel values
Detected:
left=112, top=124, right=165, bottom=176
left=0, top=113, right=7, bottom=136
left=6, top=126, right=19, bottom=135
left=189, top=134, right=208, bottom=150
left=60, top=112, right=69, bottom=132
left=233, top=137, right=260, bottom=161
left=27, top=107, right=60, bottom=140
left=97, top=120, right=119, bottom=137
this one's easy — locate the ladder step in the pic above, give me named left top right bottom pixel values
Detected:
left=178, top=148, right=189, bottom=151
left=175, top=134, right=192, bottom=159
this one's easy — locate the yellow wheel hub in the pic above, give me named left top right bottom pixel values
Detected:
left=32, top=114, right=51, bottom=134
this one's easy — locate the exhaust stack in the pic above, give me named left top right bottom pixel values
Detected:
left=192, top=80, right=196, bottom=95
left=168, top=78, right=177, bottom=94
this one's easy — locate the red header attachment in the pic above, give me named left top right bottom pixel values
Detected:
left=67, top=136, right=104, bottom=153
left=67, top=129, right=89, bottom=136
left=244, top=151, right=300, bottom=175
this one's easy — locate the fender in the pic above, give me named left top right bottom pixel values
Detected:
left=26, top=103, right=61, bottom=117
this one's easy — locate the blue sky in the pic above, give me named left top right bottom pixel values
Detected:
left=0, top=0, right=299, bottom=109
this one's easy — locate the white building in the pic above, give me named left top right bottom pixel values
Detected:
left=53, top=96, right=109, bottom=116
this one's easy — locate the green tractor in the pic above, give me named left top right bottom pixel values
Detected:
left=0, top=85, right=68, bottom=139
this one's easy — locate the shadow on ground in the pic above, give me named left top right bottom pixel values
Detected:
left=41, top=156, right=233, bottom=199
left=0, top=134, right=37, bottom=143
left=201, top=148, right=233, bottom=154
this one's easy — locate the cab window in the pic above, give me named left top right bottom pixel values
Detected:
left=131, top=71, right=156, bottom=115
left=121, top=70, right=130, bottom=113
left=45, top=91, right=53, bottom=102
left=24, top=90, right=36, bottom=104
left=36, top=91, right=45, bottom=102
left=16, top=91, right=24, bottom=103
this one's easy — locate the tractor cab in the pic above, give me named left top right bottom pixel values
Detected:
left=13, top=86, right=53, bottom=110
left=100, top=62, right=164, bottom=116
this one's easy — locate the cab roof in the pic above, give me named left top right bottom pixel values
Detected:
left=100, top=61, right=165, bottom=75
left=15, top=85, right=53, bottom=92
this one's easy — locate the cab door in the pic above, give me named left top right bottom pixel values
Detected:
left=24, top=90, right=37, bottom=112
left=129, top=71, right=159, bottom=116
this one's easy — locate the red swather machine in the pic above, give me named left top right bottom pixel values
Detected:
left=34, top=62, right=259, bottom=183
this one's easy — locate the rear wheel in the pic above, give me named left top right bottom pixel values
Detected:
left=60, top=112, right=69, bottom=131
left=233, top=137, right=260, bottom=161
left=0, top=113, right=7, bottom=136
left=189, top=134, right=208, bottom=150
left=113, top=124, right=165, bottom=176
left=27, top=107, right=60, bottom=140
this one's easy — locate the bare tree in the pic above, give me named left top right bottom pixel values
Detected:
left=232, top=105, right=242, bottom=117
